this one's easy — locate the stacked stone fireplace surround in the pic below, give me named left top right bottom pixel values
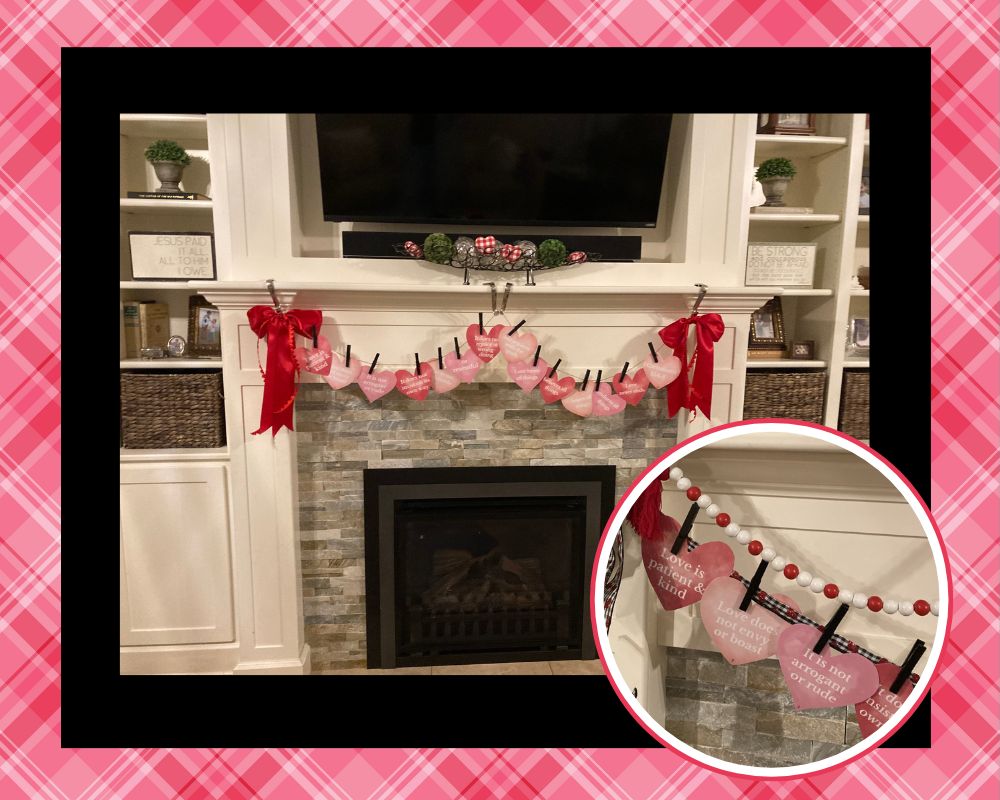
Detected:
left=296, top=381, right=678, bottom=672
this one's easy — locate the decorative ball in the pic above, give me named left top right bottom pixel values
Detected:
left=824, top=583, right=840, bottom=599
left=715, top=513, right=732, bottom=528
left=748, top=540, right=763, bottom=556
left=898, top=601, right=914, bottom=616
left=423, top=233, right=454, bottom=265
left=867, top=595, right=884, bottom=612
left=705, top=504, right=721, bottom=518
left=839, top=589, right=855, bottom=605
left=913, top=599, right=930, bottom=616
left=883, top=599, right=899, bottom=614
left=736, top=530, right=751, bottom=545
left=668, top=467, right=683, bottom=481
left=809, top=577, right=825, bottom=593
left=514, top=240, right=537, bottom=261
left=676, top=477, right=692, bottom=491
left=770, top=556, right=786, bottom=571
left=783, top=563, right=799, bottom=580
left=454, top=236, right=476, bottom=256
left=696, top=494, right=712, bottom=509
left=538, top=238, right=568, bottom=267
left=725, top=522, right=740, bottom=537
left=686, top=487, right=701, bottom=501
left=761, top=547, right=776, bottom=562
left=930, top=600, right=939, bottom=616
left=852, top=592, right=868, bottom=609
left=796, top=571, right=813, bottom=587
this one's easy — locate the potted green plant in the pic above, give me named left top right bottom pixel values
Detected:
left=144, top=139, right=192, bottom=194
left=755, top=157, right=797, bottom=207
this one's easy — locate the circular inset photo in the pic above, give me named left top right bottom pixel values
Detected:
left=594, top=421, right=948, bottom=777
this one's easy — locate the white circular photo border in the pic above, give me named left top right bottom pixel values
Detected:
left=591, top=419, right=951, bottom=779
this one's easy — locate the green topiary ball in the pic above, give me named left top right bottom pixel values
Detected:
left=423, top=233, right=454, bottom=265
left=537, top=239, right=567, bottom=267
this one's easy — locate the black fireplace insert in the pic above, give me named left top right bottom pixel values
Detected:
left=363, top=466, right=615, bottom=668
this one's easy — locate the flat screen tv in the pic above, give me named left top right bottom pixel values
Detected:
left=315, top=113, right=672, bottom=228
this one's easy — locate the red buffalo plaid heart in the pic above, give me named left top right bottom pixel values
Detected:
left=504, top=245, right=523, bottom=263
left=568, top=250, right=587, bottom=263
left=403, top=240, right=423, bottom=258
left=475, top=235, right=497, bottom=254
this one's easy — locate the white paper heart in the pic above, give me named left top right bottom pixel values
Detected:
left=498, top=327, right=539, bottom=363
left=324, top=351, right=363, bottom=390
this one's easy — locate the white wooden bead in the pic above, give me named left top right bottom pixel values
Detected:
left=736, top=531, right=751, bottom=545
left=796, top=571, right=812, bottom=587
left=883, top=599, right=898, bottom=614
left=899, top=601, right=914, bottom=616
left=839, top=589, right=854, bottom=605
left=726, top=523, right=740, bottom=537
left=762, top=548, right=776, bottom=562
left=810, top=577, right=825, bottom=593
left=852, top=593, right=868, bottom=609
left=931, top=600, right=939, bottom=616
left=677, top=477, right=691, bottom=491
left=669, top=467, right=684, bottom=481
left=705, top=504, right=720, bottom=518
left=696, top=494, right=712, bottom=509
left=770, top=556, right=786, bottom=571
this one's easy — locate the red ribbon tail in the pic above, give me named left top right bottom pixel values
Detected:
left=627, top=480, right=662, bottom=539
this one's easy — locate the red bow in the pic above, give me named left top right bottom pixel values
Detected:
left=247, top=306, right=323, bottom=436
left=658, top=312, right=725, bottom=418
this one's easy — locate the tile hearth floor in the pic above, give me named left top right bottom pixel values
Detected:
left=315, top=660, right=605, bottom=676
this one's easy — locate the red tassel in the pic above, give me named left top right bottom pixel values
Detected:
left=627, top=480, right=663, bottom=539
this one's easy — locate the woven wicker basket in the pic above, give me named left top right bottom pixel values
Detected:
left=743, top=369, right=826, bottom=423
left=838, top=369, right=870, bottom=439
left=120, top=371, right=226, bottom=449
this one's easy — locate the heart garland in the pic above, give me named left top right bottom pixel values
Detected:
left=700, top=578, right=800, bottom=665
left=854, top=661, right=915, bottom=737
left=777, top=625, right=880, bottom=710
left=641, top=513, right=735, bottom=611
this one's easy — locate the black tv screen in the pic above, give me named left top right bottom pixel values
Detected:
left=315, top=113, right=672, bottom=228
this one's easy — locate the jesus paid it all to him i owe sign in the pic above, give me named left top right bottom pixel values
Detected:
left=129, top=232, right=216, bottom=280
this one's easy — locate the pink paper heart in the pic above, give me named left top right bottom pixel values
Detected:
left=561, top=389, right=592, bottom=417
left=641, top=514, right=735, bottom=611
left=700, top=578, right=800, bottom=665
left=294, top=335, right=333, bottom=376
left=357, top=368, right=396, bottom=402
left=498, top=327, right=539, bottom=363
left=443, top=350, right=483, bottom=383
left=324, top=351, right=363, bottom=389
left=539, top=374, right=576, bottom=404
left=643, top=354, right=683, bottom=389
left=507, top=357, right=549, bottom=392
left=394, top=368, right=432, bottom=401
left=425, top=361, right=460, bottom=394
left=592, top=383, right=627, bottom=416
left=466, top=324, right=504, bottom=363
left=854, top=661, right=916, bottom=738
left=777, top=625, right=881, bottom=710
left=612, top=369, right=650, bottom=406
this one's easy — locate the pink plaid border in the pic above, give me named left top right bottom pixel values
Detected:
left=2, top=3, right=997, bottom=797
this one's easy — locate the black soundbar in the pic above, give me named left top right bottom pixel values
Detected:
left=342, top=231, right=643, bottom=262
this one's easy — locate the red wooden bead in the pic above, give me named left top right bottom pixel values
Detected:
left=686, top=486, right=702, bottom=501
left=823, top=583, right=840, bottom=599
left=783, top=563, right=799, bottom=580
left=867, top=595, right=884, bottom=613
left=715, top=513, right=731, bottom=527
left=748, top=540, right=763, bottom=556
left=913, top=599, right=931, bottom=616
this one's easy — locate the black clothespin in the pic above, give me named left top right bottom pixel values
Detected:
left=648, top=342, right=659, bottom=362
left=345, top=344, right=351, bottom=367
left=437, top=347, right=444, bottom=370
left=414, top=353, right=421, bottom=375
left=454, top=337, right=461, bottom=358
left=670, top=502, right=700, bottom=555
left=594, top=369, right=603, bottom=391
left=581, top=369, right=591, bottom=390
left=692, top=283, right=708, bottom=314
left=620, top=361, right=629, bottom=380
left=889, top=640, right=926, bottom=694
left=548, top=358, right=562, bottom=378
left=532, top=345, right=541, bottom=366
left=740, top=561, right=769, bottom=611
left=813, top=603, right=850, bottom=654
left=368, top=353, right=380, bottom=373
left=478, top=312, right=484, bottom=335
left=507, top=319, right=527, bottom=336
left=311, top=325, right=318, bottom=348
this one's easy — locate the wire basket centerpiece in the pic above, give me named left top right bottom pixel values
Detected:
left=397, top=234, right=596, bottom=285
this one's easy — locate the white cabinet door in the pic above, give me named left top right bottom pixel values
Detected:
left=120, top=463, right=234, bottom=645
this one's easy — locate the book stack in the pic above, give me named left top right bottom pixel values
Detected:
left=123, top=301, right=170, bottom=358
left=126, top=191, right=211, bottom=201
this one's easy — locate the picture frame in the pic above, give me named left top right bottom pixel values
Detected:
left=187, top=295, right=221, bottom=357
left=756, top=114, right=817, bottom=135
left=749, top=297, right=786, bottom=350
left=848, top=316, right=870, bottom=356
left=745, top=242, right=817, bottom=287
left=791, top=340, right=816, bottom=360
left=128, top=231, right=216, bottom=281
